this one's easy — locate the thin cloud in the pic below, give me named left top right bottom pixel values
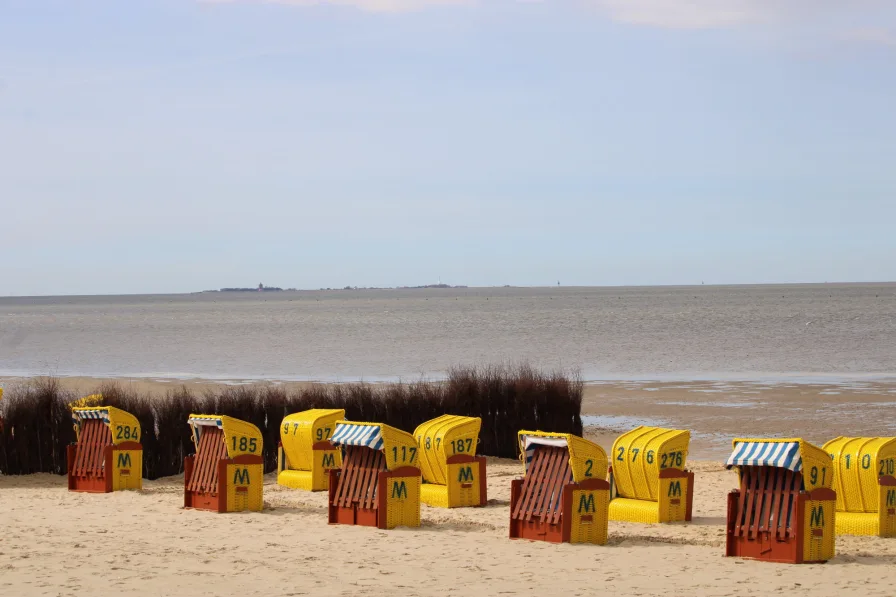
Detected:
left=589, top=0, right=768, bottom=29
left=200, top=0, right=473, bottom=12
left=843, top=27, right=896, bottom=47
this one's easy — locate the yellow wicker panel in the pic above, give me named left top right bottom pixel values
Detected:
left=414, top=415, right=481, bottom=485
left=220, top=416, right=263, bottom=459
left=277, top=469, right=314, bottom=491
left=608, top=497, right=660, bottom=524
left=445, top=459, right=483, bottom=508
left=420, top=483, right=450, bottom=508
left=657, top=473, right=690, bottom=523
left=883, top=485, right=896, bottom=537
left=384, top=474, right=421, bottom=529
left=111, top=448, right=143, bottom=491
left=836, top=512, right=883, bottom=536
left=802, top=498, right=836, bottom=562
left=106, top=407, right=141, bottom=445
left=280, top=409, right=345, bottom=472
left=225, top=462, right=264, bottom=512
left=569, top=487, right=610, bottom=545
left=517, top=430, right=608, bottom=483
left=611, top=427, right=690, bottom=501
left=824, top=437, right=896, bottom=512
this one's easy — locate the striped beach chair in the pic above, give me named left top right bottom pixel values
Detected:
left=824, top=437, right=896, bottom=537
left=327, top=421, right=421, bottom=529
left=66, top=406, right=143, bottom=493
left=278, top=409, right=344, bottom=491
left=725, top=438, right=837, bottom=563
left=414, top=415, right=487, bottom=508
left=67, top=406, right=143, bottom=493
left=510, top=431, right=610, bottom=544
left=608, top=426, right=694, bottom=523
left=184, top=415, right=264, bottom=513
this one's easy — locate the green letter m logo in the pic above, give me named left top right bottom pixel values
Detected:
left=458, top=466, right=474, bottom=483
left=810, top=506, right=825, bottom=527
left=887, top=490, right=895, bottom=508
left=391, top=481, right=408, bottom=499
left=668, top=481, right=682, bottom=498
left=577, top=494, right=595, bottom=513
left=322, top=453, right=336, bottom=468
left=117, top=453, right=132, bottom=468
left=233, top=468, right=250, bottom=485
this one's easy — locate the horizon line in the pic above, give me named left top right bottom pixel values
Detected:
left=2, top=280, right=895, bottom=300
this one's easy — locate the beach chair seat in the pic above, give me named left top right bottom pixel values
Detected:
left=608, top=426, right=694, bottom=524
left=184, top=415, right=264, bottom=513
left=414, top=415, right=487, bottom=508
left=725, top=438, right=837, bottom=563
left=277, top=409, right=344, bottom=491
left=67, top=406, right=143, bottom=493
left=824, top=437, right=896, bottom=537
left=509, top=431, right=610, bottom=544
left=327, top=422, right=421, bottom=529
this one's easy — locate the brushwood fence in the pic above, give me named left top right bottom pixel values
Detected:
left=0, top=365, right=582, bottom=479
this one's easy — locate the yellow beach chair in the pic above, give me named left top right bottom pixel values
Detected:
left=184, top=415, right=264, bottom=513
left=327, top=421, right=421, bottom=529
left=608, top=426, right=694, bottom=523
left=726, top=438, right=836, bottom=563
left=68, top=406, right=143, bottom=493
left=414, top=415, right=487, bottom=508
left=510, top=430, right=610, bottom=544
left=824, top=436, right=896, bottom=537
left=278, top=409, right=344, bottom=491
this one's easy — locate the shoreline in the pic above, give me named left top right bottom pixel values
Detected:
left=3, top=370, right=896, bottom=385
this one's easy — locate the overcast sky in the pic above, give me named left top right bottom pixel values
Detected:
left=2, top=0, right=895, bottom=296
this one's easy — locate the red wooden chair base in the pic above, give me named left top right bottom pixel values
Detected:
left=66, top=440, right=142, bottom=493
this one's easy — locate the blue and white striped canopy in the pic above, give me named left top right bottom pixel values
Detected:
left=726, top=441, right=802, bottom=472
left=188, top=416, right=224, bottom=445
left=330, top=423, right=384, bottom=451
left=71, top=408, right=110, bottom=426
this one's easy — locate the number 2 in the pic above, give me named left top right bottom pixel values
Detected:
left=617, top=447, right=625, bottom=462
left=584, top=459, right=593, bottom=477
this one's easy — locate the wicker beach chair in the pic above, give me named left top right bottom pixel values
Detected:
left=327, top=422, right=421, bottom=529
left=184, top=415, right=264, bottom=513
left=414, top=415, right=487, bottom=508
left=608, top=426, right=694, bottom=524
left=67, top=406, right=143, bottom=493
left=725, top=438, right=837, bottom=563
left=277, top=409, right=344, bottom=491
left=509, top=431, right=610, bottom=544
left=824, top=436, right=896, bottom=537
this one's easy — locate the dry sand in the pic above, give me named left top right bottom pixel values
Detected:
left=2, top=459, right=896, bottom=597
left=3, top=376, right=896, bottom=596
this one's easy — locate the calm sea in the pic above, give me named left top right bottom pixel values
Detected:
left=1, top=284, right=894, bottom=382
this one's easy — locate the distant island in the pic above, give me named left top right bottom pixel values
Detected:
left=200, top=283, right=468, bottom=293
left=201, top=283, right=287, bottom=293
left=322, top=284, right=469, bottom=291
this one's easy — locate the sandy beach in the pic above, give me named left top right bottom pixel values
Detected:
left=3, top=458, right=896, bottom=597
left=2, top=376, right=896, bottom=595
